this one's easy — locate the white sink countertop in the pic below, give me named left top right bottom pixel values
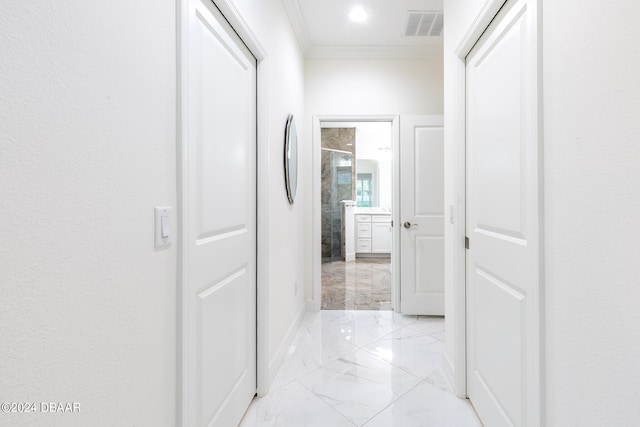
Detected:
left=354, top=207, right=391, bottom=214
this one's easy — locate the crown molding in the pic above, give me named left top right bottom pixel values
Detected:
left=281, top=0, right=311, bottom=53
left=306, top=44, right=444, bottom=59
left=280, top=0, right=443, bottom=59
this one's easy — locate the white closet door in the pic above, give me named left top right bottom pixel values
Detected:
left=182, top=0, right=257, bottom=425
left=466, top=0, right=541, bottom=425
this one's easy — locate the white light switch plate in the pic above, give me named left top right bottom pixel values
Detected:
left=155, top=207, right=172, bottom=248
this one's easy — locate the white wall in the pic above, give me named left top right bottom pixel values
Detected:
left=378, top=158, right=392, bottom=211
left=355, top=122, right=392, bottom=209
left=542, top=2, right=640, bottom=425
left=304, top=57, right=444, bottom=299
left=305, top=57, right=444, bottom=116
left=444, top=0, right=640, bottom=424
left=442, top=0, right=486, bottom=401
left=0, top=1, right=177, bottom=425
left=0, top=0, right=305, bottom=425
left=231, top=0, right=306, bottom=381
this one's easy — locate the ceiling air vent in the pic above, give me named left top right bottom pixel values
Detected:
left=404, top=11, right=444, bottom=37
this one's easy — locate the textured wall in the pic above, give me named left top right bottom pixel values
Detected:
left=0, top=0, right=177, bottom=425
left=0, top=0, right=307, bottom=424
left=442, top=0, right=488, bottom=395
left=231, top=0, right=307, bottom=380
left=542, top=1, right=640, bottom=424
left=444, top=0, right=640, bottom=424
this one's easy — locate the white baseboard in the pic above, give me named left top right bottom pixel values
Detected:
left=443, top=352, right=465, bottom=399
left=266, top=303, right=306, bottom=392
left=305, top=297, right=317, bottom=312
left=355, top=253, right=391, bottom=259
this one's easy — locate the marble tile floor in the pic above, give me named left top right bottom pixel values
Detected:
left=322, top=258, right=392, bottom=310
left=240, top=310, right=482, bottom=427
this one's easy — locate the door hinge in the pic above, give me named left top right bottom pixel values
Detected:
left=391, top=220, right=393, bottom=227
left=465, top=237, right=469, bottom=250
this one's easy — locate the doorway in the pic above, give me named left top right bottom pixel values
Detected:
left=320, top=122, right=393, bottom=310
left=313, top=117, right=400, bottom=312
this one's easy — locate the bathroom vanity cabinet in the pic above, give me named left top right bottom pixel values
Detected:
left=355, top=213, right=391, bottom=255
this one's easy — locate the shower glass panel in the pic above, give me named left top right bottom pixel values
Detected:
left=321, top=149, right=353, bottom=263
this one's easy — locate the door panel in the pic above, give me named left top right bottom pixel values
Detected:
left=414, top=129, right=445, bottom=216
left=183, top=0, right=257, bottom=426
left=415, top=237, right=444, bottom=294
left=371, top=222, right=391, bottom=253
left=466, top=0, right=540, bottom=425
left=200, top=268, right=250, bottom=421
left=400, top=116, right=444, bottom=315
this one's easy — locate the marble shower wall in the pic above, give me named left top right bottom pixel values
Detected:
left=321, top=128, right=357, bottom=197
left=321, top=128, right=356, bottom=261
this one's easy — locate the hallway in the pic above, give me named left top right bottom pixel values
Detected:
left=240, top=310, right=480, bottom=426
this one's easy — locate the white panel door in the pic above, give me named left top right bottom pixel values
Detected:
left=466, top=0, right=540, bottom=425
left=183, top=0, right=257, bottom=426
left=400, top=116, right=444, bottom=315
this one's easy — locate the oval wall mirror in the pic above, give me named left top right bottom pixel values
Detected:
left=284, top=114, right=298, bottom=205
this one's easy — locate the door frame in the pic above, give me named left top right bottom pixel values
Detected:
left=177, top=0, right=270, bottom=424
left=447, top=0, right=544, bottom=420
left=311, top=115, right=400, bottom=312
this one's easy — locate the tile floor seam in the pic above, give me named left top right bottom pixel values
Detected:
left=297, top=378, right=362, bottom=426
left=281, top=337, right=361, bottom=385
left=294, top=378, right=358, bottom=427
left=282, top=355, right=343, bottom=385
left=358, top=379, right=426, bottom=427
left=295, top=343, right=423, bottom=425
left=269, top=375, right=295, bottom=392
left=347, top=316, right=418, bottom=350
left=356, top=344, right=431, bottom=382
left=342, top=320, right=416, bottom=351
left=431, top=331, right=445, bottom=341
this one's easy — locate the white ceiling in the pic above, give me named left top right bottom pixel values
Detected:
left=282, top=0, right=444, bottom=58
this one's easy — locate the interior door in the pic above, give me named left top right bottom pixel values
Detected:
left=400, top=116, right=444, bottom=315
left=182, top=0, right=257, bottom=425
left=465, top=0, right=540, bottom=425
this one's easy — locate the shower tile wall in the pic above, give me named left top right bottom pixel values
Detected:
left=321, top=128, right=356, bottom=261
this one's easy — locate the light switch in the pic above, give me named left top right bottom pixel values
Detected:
left=155, top=207, right=172, bottom=248
left=161, top=215, right=170, bottom=238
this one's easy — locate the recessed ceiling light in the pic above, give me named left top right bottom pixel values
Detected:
left=349, top=6, right=368, bottom=23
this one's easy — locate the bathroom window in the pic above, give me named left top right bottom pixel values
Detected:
left=356, top=173, right=373, bottom=207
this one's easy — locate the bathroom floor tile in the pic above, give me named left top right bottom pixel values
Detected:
left=321, top=259, right=392, bottom=310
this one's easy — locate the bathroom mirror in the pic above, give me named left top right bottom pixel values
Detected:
left=284, top=114, right=298, bottom=204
